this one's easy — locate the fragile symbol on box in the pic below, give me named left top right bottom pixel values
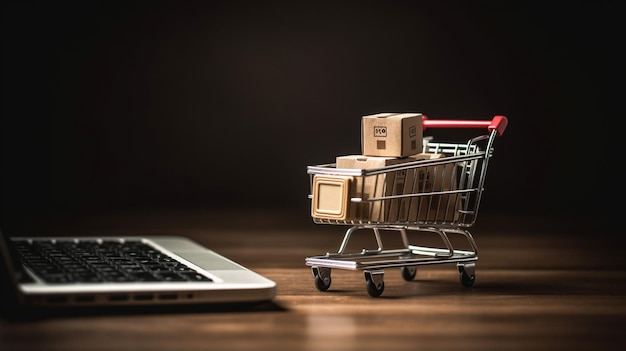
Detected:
left=373, top=126, right=387, bottom=137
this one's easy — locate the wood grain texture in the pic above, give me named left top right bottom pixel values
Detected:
left=1, top=210, right=624, bottom=351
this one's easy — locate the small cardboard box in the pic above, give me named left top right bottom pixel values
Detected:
left=310, top=173, right=386, bottom=221
left=410, top=194, right=462, bottom=222
left=310, top=153, right=461, bottom=222
left=362, top=113, right=423, bottom=157
left=392, top=153, right=462, bottom=222
left=335, top=154, right=410, bottom=169
left=334, top=155, right=415, bottom=222
left=408, top=153, right=457, bottom=193
left=310, top=175, right=354, bottom=220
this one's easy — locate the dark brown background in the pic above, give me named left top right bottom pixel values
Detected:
left=2, top=3, right=625, bottom=349
left=1, top=1, right=621, bottom=231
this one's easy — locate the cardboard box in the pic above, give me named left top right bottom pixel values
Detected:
left=335, top=154, right=410, bottom=169
left=310, top=173, right=386, bottom=221
left=310, top=153, right=462, bottom=223
left=334, top=155, right=415, bottom=222
left=393, top=153, right=462, bottom=222
left=362, top=113, right=423, bottom=157
left=410, top=194, right=462, bottom=222
left=310, top=175, right=354, bottom=220
left=407, top=153, right=456, bottom=193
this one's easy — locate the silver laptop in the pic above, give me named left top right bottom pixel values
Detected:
left=0, top=222, right=276, bottom=312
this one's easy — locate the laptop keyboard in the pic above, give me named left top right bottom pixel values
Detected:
left=12, top=239, right=213, bottom=284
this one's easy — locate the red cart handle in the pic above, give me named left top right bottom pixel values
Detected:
left=422, top=115, right=508, bottom=136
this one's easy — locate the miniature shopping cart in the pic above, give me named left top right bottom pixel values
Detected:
left=305, top=115, right=508, bottom=297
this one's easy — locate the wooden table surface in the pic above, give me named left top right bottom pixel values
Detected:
left=1, top=209, right=624, bottom=351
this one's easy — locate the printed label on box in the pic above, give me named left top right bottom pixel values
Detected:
left=374, top=126, right=387, bottom=137
left=362, top=113, right=423, bottom=157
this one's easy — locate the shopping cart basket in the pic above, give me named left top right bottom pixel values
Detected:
left=305, top=115, right=508, bottom=297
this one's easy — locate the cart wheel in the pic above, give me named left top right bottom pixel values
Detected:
left=364, top=270, right=385, bottom=297
left=312, top=267, right=331, bottom=292
left=314, top=274, right=332, bottom=291
left=400, top=266, right=417, bottom=281
left=366, top=279, right=384, bottom=297
left=457, top=263, right=475, bottom=287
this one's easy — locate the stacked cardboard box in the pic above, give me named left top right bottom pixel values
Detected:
left=334, top=155, right=414, bottom=222
left=311, top=112, right=461, bottom=223
left=361, top=113, right=423, bottom=157
left=395, top=153, right=461, bottom=222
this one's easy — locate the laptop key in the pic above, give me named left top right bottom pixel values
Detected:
left=15, top=239, right=213, bottom=284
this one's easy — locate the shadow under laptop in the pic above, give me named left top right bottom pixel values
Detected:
left=0, top=299, right=288, bottom=322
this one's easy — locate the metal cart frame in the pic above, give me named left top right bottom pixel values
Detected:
left=305, top=115, right=508, bottom=297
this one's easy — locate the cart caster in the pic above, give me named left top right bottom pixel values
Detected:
left=364, top=270, right=385, bottom=297
left=457, top=263, right=475, bottom=287
left=312, top=266, right=332, bottom=292
left=400, top=266, right=417, bottom=281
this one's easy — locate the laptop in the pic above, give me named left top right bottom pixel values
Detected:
left=0, top=217, right=277, bottom=315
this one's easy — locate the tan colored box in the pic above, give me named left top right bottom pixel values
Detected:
left=310, top=175, right=354, bottom=220
left=311, top=153, right=461, bottom=222
left=310, top=173, right=379, bottom=221
left=395, top=153, right=462, bottom=222
left=335, top=154, right=411, bottom=169
left=334, top=155, right=415, bottom=222
left=407, top=153, right=456, bottom=192
left=410, top=194, right=462, bottom=222
left=361, top=113, right=423, bottom=157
